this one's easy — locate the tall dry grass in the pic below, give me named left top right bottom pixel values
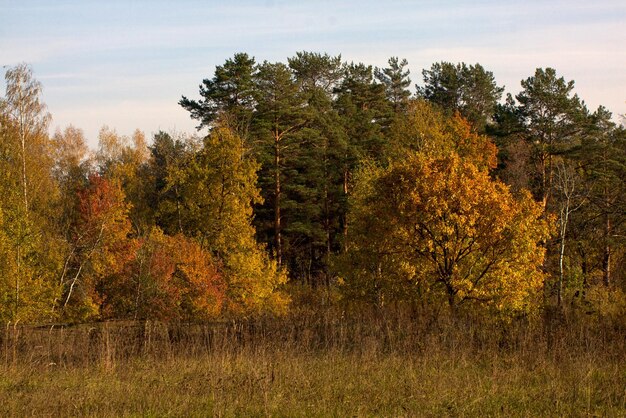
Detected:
left=1, top=306, right=625, bottom=416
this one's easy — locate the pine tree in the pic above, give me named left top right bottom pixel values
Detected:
left=286, top=52, right=347, bottom=283
left=516, top=67, right=588, bottom=211
left=573, top=107, right=626, bottom=289
left=180, top=53, right=257, bottom=139
left=375, top=57, right=412, bottom=113
left=252, top=61, right=310, bottom=267
left=418, top=62, right=504, bottom=132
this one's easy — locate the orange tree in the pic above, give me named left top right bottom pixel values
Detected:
left=61, top=174, right=137, bottom=320
left=338, top=153, right=549, bottom=315
left=64, top=175, right=226, bottom=321
left=132, top=229, right=225, bottom=321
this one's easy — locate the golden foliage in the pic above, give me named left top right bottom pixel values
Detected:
left=339, top=153, right=549, bottom=314
left=386, top=100, right=497, bottom=170
left=180, top=122, right=289, bottom=316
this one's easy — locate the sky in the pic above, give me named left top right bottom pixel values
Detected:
left=1, top=0, right=625, bottom=148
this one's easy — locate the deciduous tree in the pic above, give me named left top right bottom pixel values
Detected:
left=385, top=100, right=497, bottom=170
left=0, top=64, right=61, bottom=323
left=178, top=122, right=289, bottom=315
left=62, top=174, right=136, bottom=320
left=129, top=229, right=225, bottom=320
left=339, top=153, right=548, bottom=314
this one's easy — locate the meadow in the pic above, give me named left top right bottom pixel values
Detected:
left=2, top=306, right=625, bottom=417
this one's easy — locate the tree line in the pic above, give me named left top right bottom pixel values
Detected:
left=1, top=53, right=624, bottom=323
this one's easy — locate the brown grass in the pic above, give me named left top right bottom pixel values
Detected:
left=1, top=308, right=625, bottom=417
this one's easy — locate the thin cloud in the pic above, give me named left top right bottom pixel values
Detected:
left=1, top=0, right=624, bottom=146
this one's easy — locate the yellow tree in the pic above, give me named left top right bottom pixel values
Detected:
left=96, top=126, right=151, bottom=234
left=385, top=99, right=497, bottom=170
left=178, top=121, right=289, bottom=315
left=0, top=207, right=13, bottom=321
left=0, top=64, right=61, bottom=323
left=340, top=153, right=549, bottom=314
left=52, top=125, right=90, bottom=176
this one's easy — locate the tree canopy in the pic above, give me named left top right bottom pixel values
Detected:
left=1, top=56, right=624, bottom=323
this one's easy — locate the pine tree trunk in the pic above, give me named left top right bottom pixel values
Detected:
left=603, top=214, right=611, bottom=287
left=323, top=149, right=331, bottom=283
left=342, top=167, right=349, bottom=252
left=274, top=134, right=282, bottom=267
left=540, top=152, right=548, bottom=212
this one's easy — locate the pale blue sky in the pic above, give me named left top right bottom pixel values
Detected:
left=1, top=0, right=624, bottom=147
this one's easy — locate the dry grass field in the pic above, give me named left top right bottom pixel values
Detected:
left=1, top=308, right=625, bottom=417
